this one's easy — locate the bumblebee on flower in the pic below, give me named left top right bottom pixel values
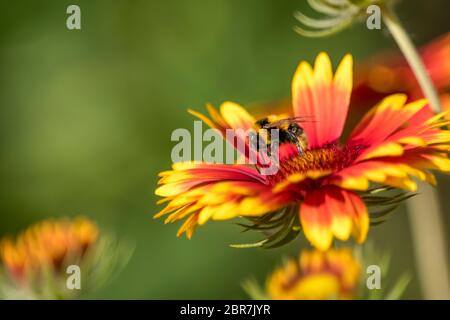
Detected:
left=155, top=52, right=450, bottom=251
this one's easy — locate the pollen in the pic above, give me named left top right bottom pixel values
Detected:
left=268, top=143, right=365, bottom=184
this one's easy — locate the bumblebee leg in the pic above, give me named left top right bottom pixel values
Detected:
left=286, top=132, right=305, bottom=155
left=295, top=142, right=305, bottom=155
left=266, top=143, right=272, bottom=157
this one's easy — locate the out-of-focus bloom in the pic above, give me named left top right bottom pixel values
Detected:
left=295, top=0, right=449, bottom=118
left=242, top=246, right=409, bottom=300
left=353, top=33, right=450, bottom=112
left=267, top=248, right=360, bottom=299
left=0, top=218, right=98, bottom=284
left=155, top=52, right=450, bottom=251
left=253, top=33, right=450, bottom=119
left=0, top=217, right=131, bottom=299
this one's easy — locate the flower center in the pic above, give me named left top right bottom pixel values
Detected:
left=266, top=143, right=365, bottom=185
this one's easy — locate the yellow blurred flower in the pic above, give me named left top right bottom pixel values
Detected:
left=0, top=217, right=98, bottom=284
left=267, top=248, right=360, bottom=300
left=0, top=217, right=131, bottom=299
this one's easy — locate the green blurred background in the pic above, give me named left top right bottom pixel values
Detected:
left=0, top=0, right=449, bottom=299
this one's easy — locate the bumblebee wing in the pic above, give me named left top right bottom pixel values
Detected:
left=263, top=117, right=316, bottom=128
left=284, top=116, right=315, bottom=119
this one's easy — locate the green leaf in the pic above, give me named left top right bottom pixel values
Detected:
left=369, top=205, right=399, bottom=220
left=363, top=192, right=417, bottom=207
left=294, top=11, right=347, bottom=29
left=370, top=220, right=387, bottom=226
left=307, top=0, right=347, bottom=16
left=262, top=214, right=300, bottom=249
left=229, top=239, right=268, bottom=249
left=237, top=208, right=295, bottom=232
left=246, top=210, right=279, bottom=223
left=293, top=19, right=353, bottom=38
left=365, top=186, right=395, bottom=194
left=385, top=273, right=411, bottom=300
left=263, top=227, right=300, bottom=249
left=236, top=223, right=280, bottom=232
left=242, top=277, right=269, bottom=300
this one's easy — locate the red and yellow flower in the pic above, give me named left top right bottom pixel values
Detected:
left=155, top=52, right=450, bottom=250
left=253, top=33, right=450, bottom=119
left=267, top=248, right=360, bottom=300
left=1, top=217, right=131, bottom=299
left=0, top=217, right=98, bottom=284
left=353, top=32, right=450, bottom=112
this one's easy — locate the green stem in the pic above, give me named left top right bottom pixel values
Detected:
left=381, top=4, right=442, bottom=113
left=381, top=4, right=449, bottom=299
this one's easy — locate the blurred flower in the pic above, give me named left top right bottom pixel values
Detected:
left=253, top=33, right=450, bottom=118
left=267, top=248, right=360, bottom=299
left=155, top=52, right=450, bottom=251
left=0, top=218, right=97, bottom=284
left=0, top=217, right=132, bottom=299
left=296, top=0, right=444, bottom=115
left=244, top=246, right=410, bottom=300
left=353, top=32, right=450, bottom=112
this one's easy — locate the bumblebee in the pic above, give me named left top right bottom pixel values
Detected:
left=254, top=115, right=310, bottom=155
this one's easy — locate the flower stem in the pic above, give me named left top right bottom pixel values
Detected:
left=407, top=183, right=450, bottom=299
left=381, top=4, right=442, bottom=113
left=382, top=4, right=450, bottom=299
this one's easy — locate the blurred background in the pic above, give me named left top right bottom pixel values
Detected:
left=0, top=0, right=449, bottom=299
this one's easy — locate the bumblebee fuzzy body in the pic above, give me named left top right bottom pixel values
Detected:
left=254, top=116, right=309, bottom=155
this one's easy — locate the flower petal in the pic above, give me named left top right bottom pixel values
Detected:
left=188, top=103, right=259, bottom=162
left=300, top=186, right=368, bottom=251
left=220, top=101, right=256, bottom=130
left=292, top=53, right=353, bottom=148
left=348, top=95, right=427, bottom=148
left=155, top=162, right=293, bottom=238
